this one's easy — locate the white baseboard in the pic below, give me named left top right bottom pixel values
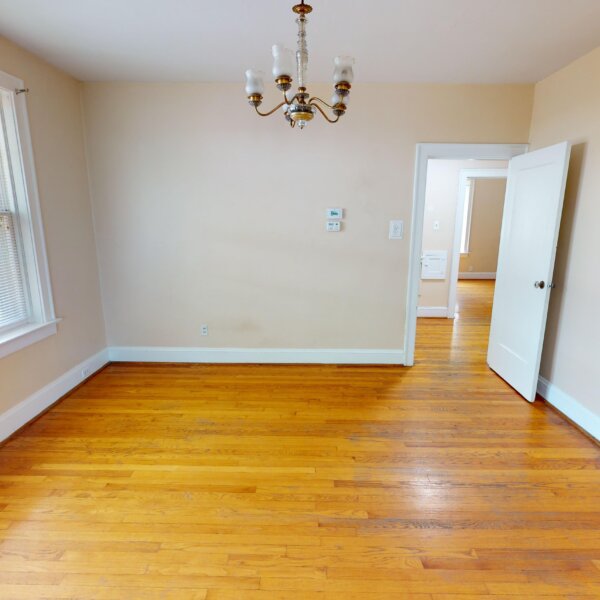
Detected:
left=0, top=349, right=109, bottom=442
left=459, top=272, right=496, bottom=279
left=417, top=307, right=450, bottom=318
left=537, top=376, right=599, bottom=442
left=108, top=346, right=406, bottom=366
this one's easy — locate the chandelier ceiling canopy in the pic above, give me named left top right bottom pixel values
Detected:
left=245, top=1, right=355, bottom=129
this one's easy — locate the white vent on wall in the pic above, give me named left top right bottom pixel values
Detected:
left=421, top=251, right=448, bottom=280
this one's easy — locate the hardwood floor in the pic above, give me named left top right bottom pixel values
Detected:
left=0, top=280, right=599, bottom=599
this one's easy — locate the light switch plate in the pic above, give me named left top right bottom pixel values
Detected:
left=389, top=220, right=404, bottom=240
left=326, top=208, right=343, bottom=219
left=326, top=220, right=342, bottom=232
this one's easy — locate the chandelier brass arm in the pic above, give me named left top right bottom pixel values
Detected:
left=250, top=91, right=347, bottom=123
left=250, top=88, right=304, bottom=117
left=253, top=101, right=288, bottom=117
left=309, top=101, right=340, bottom=124
left=309, top=96, right=336, bottom=110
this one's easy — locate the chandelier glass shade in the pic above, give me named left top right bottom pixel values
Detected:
left=245, top=1, right=354, bottom=129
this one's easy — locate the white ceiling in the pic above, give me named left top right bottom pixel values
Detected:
left=0, top=0, right=599, bottom=83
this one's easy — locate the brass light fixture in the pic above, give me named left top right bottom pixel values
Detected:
left=245, top=0, right=354, bottom=129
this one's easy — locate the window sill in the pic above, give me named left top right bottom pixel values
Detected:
left=0, top=320, right=60, bottom=360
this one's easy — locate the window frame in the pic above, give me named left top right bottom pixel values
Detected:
left=0, top=69, right=57, bottom=359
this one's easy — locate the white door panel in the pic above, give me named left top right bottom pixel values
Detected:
left=487, top=142, right=571, bottom=401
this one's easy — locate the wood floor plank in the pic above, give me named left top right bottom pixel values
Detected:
left=0, top=281, right=598, bottom=598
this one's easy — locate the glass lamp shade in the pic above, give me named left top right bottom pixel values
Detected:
left=332, top=93, right=350, bottom=106
left=333, top=56, right=355, bottom=84
left=272, top=45, right=295, bottom=79
left=245, top=69, right=265, bottom=95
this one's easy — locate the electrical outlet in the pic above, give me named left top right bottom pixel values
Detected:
left=81, top=367, right=92, bottom=379
left=201, top=324, right=209, bottom=336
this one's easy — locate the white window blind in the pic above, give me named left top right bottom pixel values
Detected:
left=0, top=92, right=29, bottom=332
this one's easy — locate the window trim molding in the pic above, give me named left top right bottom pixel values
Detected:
left=0, top=69, right=56, bottom=358
left=0, top=320, right=60, bottom=360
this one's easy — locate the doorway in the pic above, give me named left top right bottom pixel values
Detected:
left=417, top=161, right=508, bottom=320
left=406, top=142, right=572, bottom=403
left=415, top=161, right=509, bottom=375
left=404, top=144, right=527, bottom=366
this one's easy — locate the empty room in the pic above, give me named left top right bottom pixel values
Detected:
left=0, top=0, right=599, bottom=598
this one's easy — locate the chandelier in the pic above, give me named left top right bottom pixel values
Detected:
left=244, top=1, right=355, bottom=129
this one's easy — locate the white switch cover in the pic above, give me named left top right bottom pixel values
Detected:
left=433, top=220, right=440, bottom=231
left=389, top=220, right=404, bottom=240
left=326, top=208, right=343, bottom=219
left=326, top=220, right=342, bottom=232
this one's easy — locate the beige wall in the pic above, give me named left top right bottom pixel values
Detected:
left=0, top=37, right=105, bottom=414
left=82, top=82, right=533, bottom=349
left=459, top=178, right=506, bottom=274
left=420, top=160, right=507, bottom=309
left=528, top=47, right=600, bottom=417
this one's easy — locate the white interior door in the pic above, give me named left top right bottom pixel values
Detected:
left=487, top=142, right=571, bottom=402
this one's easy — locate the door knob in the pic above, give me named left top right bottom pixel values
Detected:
left=534, top=281, right=546, bottom=289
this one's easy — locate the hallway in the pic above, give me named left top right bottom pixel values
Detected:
left=0, top=282, right=598, bottom=598
left=416, top=279, right=497, bottom=367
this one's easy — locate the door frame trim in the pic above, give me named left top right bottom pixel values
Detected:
left=404, top=143, right=528, bottom=366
